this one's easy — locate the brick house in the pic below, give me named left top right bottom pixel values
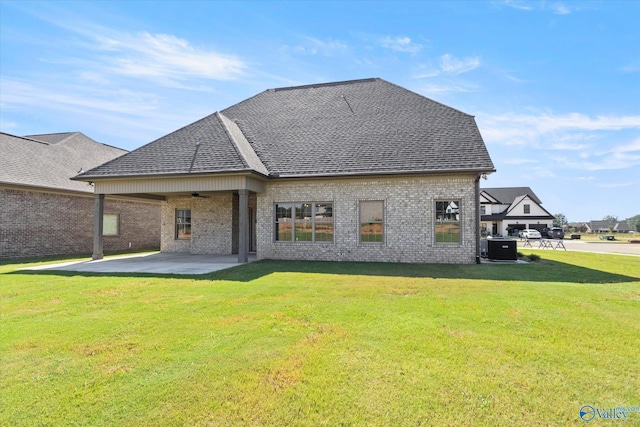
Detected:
left=0, top=132, right=161, bottom=260
left=76, top=78, right=495, bottom=264
left=584, top=220, right=632, bottom=233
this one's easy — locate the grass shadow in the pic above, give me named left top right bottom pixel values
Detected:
left=9, top=258, right=639, bottom=285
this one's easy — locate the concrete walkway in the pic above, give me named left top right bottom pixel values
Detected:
left=24, top=252, right=257, bottom=275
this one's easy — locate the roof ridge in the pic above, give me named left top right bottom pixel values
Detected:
left=216, top=112, right=269, bottom=176
left=24, top=131, right=77, bottom=144
left=54, top=132, right=80, bottom=144
left=270, top=77, right=379, bottom=92
left=1, top=132, right=51, bottom=145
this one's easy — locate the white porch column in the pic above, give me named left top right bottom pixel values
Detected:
left=238, top=189, right=249, bottom=263
left=93, top=194, right=104, bottom=260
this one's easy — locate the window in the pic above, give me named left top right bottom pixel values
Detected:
left=435, top=200, right=460, bottom=243
left=524, top=204, right=531, bottom=214
left=314, top=203, right=334, bottom=242
left=360, top=201, right=384, bottom=243
left=103, top=214, right=119, bottom=236
left=295, top=203, right=313, bottom=241
left=275, top=202, right=333, bottom=243
left=480, top=205, right=486, bottom=215
left=176, top=209, right=191, bottom=239
left=275, top=204, right=293, bottom=241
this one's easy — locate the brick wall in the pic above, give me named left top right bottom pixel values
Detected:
left=256, top=174, right=479, bottom=264
left=0, top=188, right=161, bottom=260
left=161, top=193, right=257, bottom=255
left=162, top=194, right=231, bottom=254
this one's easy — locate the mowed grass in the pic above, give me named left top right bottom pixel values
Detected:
left=1, top=252, right=639, bottom=426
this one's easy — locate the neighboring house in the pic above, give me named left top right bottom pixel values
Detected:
left=76, top=78, right=495, bottom=264
left=0, top=132, right=161, bottom=260
left=584, top=220, right=632, bottom=233
left=480, top=187, right=554, bottom=237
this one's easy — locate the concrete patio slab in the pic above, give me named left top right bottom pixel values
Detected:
left=23, top=252, right=257, bottom=275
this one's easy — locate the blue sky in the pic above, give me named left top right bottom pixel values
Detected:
left=1, top=0, right=638, bottom=222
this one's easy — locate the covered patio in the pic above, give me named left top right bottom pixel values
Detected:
left=86, top=174, right=265, bottom=264
left=23, top=252, right=257, bottom=275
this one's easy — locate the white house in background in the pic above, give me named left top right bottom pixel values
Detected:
left=480, top=187, right=554, bottom=237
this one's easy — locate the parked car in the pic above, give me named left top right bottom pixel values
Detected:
left=547, top=227, right=565, bottom=239
left=520, top=229, right=542, bottom=239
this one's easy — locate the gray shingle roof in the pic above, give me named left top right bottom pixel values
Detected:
left=0, top=132, right=127, bottom=193
left=79, top=78, right=495, bottom=179
left=587, top=220, right=631, bottom=232
left=481, top=187, right=543, bottom=205
left=24, top=132, right=77, bottom=144
left=78, top=113, right=256, bottom=178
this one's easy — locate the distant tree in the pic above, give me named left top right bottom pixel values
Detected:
left=553, top=213, right=568, bottom=227
left=603, top=215, right=619, bottom=222
left=574, top=224, right=588, bottom=233
left=627, top=214, right=640, bottom=232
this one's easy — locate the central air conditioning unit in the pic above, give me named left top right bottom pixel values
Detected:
left=483, top=238, right=517, bottom=261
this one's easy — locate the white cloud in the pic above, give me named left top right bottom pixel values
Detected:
left=419, top=81, right=481, bottom=95
left=282, top=37, right=349, bottom=57
left=505, top=74, right=533, bottom=83
left=549, top=2, right=572, bottom=15
left=414, top=54, right=481, bottom=79
left=549, top=141, right=591, bottom=150
left=477, top=112, right=640, bottom=171
left=1, top=77, right=160, bottom=116
left=498, top=0, right=581, bottom=14
left=480, top=112, right=640, bottom=141
left=380, top=36, right=423, bottom=54
left=606, top=138, right=640, bottom=154
left=596, top=182, right=634, bottom=189
left=620, top=63, right=640, bottom=73
left=439, top=54, right=480, bottom=75
left=94, top=31, right=246, bottom=84
left=503, top=158, right=539, bottom=165
left=499, top=1, right=534, bottom=11
left=0, top=76, right=212, bottom=147
left=5, top=6, right=247, bottom=88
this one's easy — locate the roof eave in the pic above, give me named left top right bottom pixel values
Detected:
left=272, top=167, right=496, bottom=179
left=72, top=168, right=270, bottom=182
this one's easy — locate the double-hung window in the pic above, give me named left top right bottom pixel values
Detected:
left=176, top=209, right=192, bottom=239
left=435, top=200, right=460, bottom=243
left=275, top=202, right=333, bottom=242
left=360, top=201, right=384, bottom=243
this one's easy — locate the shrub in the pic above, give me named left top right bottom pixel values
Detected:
left=528, top=253, right=541, bottom=262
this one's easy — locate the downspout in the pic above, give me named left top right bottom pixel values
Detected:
left=475, top=174, right=481, bottom=264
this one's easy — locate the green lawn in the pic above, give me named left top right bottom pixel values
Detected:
left=1, top=252, right=639, bottom=426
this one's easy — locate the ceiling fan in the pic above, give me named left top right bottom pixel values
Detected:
left=191, top=192, right=208, bottom=198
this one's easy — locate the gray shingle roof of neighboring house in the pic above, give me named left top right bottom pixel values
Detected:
left=78, top=78, right=495, bottom=179
left=481, top=187, right=543, bottom=205
left=22, top=132, right=78, bottom=145
left=586, top=220, right=632, bottom=232
left=0, top=132, right=128, bottom=194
